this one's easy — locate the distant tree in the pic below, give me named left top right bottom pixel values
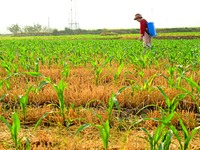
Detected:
left=23, top=24, right=44, bottom=33
left=64, top=27, right=74, bottom=34
left=23, top=25, right=34, bottom=33
left=52, top=29, right=59, bottom=35
left=42, top=26, right=52, bottom=33
left=7, top=24, right=22, bottom=34
left=33, top=24, right=42, bottom=32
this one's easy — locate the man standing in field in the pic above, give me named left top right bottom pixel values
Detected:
left=134, top=13, right=152, bottom=48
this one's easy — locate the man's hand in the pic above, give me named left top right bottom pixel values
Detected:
left=139, top=35, right=143, bottom=41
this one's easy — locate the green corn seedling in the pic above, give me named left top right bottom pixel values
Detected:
left=53, top=79, right=67, bottom=125
left=24, top=71, right=43, bottom=77
left=0, top=112, right=21, bottom=149
left=129, top=74, right=157, bottom=93
left=179, top=119, right=200, bottom=150
left=141, top=74, right=158, bottom=92
left=165, top=66, right=176, bottom=88
left=178, top=86, right=200, bottom=113
left=96, top=119, right=110, bottom=150
left=168, top=118, right=200, bottom=150
left=114, top=63, right=124, bottom=84
left=107, top=86, right=127, bottom=122
left=141, top=112, right=175, bottom=150
left=0, top=75, right=12, bottom=90
left=159, top=66, right=178, bottom=88
left=35, top=80, right=50, bottom=93
left=34, top=61, right=39, bottom=72
left=140, top=86, right=188, bottom=149
left=61, top=63, right=70, bottom=78
left=184, top=76, right=200, bottom=93
left=157, top=86, right=187, bottom=113
left=75, top=87, right=127, bottom=149
left=91, top=60, right=103, bottom=85
left=1, top=60, right=12, bottom=74
left=34, top=111, right=52, bottom=131
left=91, top=57, right=111, bottom=85
left=159, top=129, right=173, bottom=150
left=75, top=118, right=110, bottom=150
left=19, top=86, right=33, bottom=121
left=176, top=65, right=188, bottom=86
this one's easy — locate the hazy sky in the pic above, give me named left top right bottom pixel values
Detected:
left=0, top=0, right=199, bottom=34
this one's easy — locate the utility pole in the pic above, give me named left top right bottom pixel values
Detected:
left=68, top=0, right=79, bottom=30
left=48, top=17, right=50, bottom=32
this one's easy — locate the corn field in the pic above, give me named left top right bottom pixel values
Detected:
left=0, top=35, right=200, bottom=149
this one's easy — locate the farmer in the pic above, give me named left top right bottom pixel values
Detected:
left=134, top=13, right=152, bottom=48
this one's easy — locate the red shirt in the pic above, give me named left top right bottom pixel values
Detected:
left=140, top=19, right=148, bottom=36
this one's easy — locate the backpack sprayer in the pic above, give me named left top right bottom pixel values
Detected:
left=146, top=22, right=157, bottom=37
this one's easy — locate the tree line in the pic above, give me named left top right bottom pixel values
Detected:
left=7, top=24, right=51, bottom=35
left=6, top=23, right=200, bottom=36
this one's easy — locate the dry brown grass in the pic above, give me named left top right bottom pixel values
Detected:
left=1, top=121, right=200, bottom=150
left=0, top=63, right=200, bottom=149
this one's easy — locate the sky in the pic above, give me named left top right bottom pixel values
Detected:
left=0, top=0, right=199, bottom=34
